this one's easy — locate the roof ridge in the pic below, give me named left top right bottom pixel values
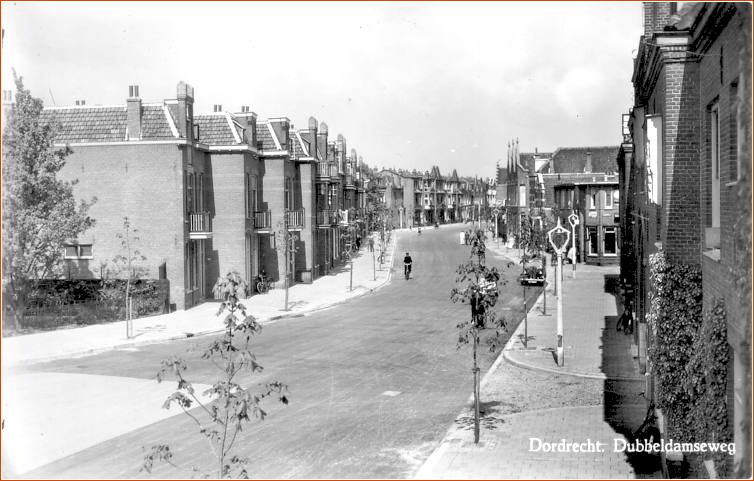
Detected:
left=44, top=105, right=125, bottom=110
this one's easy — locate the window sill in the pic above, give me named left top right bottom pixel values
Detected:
left=702, top=249, right=721, bottom=262
left=725, top=180, right=739, bottom=188
left=65, top=256, right=93, bottom=260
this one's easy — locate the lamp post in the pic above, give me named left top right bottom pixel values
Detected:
left=568, top=212, right=579, bottom=279
left=548, top=218, right=570, bottom=367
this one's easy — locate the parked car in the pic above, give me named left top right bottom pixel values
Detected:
left=519, top=257, right=545, bottom=285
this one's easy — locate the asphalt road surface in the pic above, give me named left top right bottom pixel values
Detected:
left=17, top=224, right=541, bottom=479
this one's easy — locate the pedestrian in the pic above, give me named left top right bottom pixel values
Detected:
left=368, top=236, right=374, bottom=252
left=355, top=234, right=362, bottom=250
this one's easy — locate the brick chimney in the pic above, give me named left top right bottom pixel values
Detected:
left=176, top=81, right=194, bottom=140
left=317, top=121, right=328, bottom=160
left=643, top=2, right=674, bottom=37
left=584, top=151, right=593, bottom=173
left=126, top=84, right=141, bottom=140
left=336, top=134, right=347, bottom=171
left=239, top=106, right=257, bottom=147
left=306, top=116, right=318, bottom=158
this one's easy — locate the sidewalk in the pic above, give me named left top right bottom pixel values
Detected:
left=2, top=231, right=399, bottom=368
left=416, top=239, right=652, bottom=479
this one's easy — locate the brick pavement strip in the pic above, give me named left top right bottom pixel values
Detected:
left=415, top=239, right=652, bottom=479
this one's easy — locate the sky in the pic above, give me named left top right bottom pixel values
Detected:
left=1, top=1, right=643, bottom=179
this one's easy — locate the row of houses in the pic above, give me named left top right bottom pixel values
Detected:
left=2, top=81, right=373, bottom=311
left=496, top=141, right=623, bottom=265
left=4, top=81, right=495, bottom=313
left=370, top=166, right=494, bottom=228
left=617, top=2, right=751, bottom=476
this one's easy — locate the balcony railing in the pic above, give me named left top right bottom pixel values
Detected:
left=254, top=211, right=271, bottom=230
left=286, top=209, right=305, bottom=228
left=317, top=161, right=331, bottom=179
left=317, top=209, right=338, bottom=226
left=189, top=212, right=212, bottom=239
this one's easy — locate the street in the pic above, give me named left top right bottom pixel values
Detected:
left=10, top=225, right=540, bottom=479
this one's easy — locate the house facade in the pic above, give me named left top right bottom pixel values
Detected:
left=46, top=82, right=368, bottom=310
left=620, top=3, right=751, bottom=475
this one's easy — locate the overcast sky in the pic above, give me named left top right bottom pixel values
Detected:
left=2, top=1, right=643, bottom=178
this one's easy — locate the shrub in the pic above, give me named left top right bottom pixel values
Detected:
left=646, top=251, right=703, bottom=441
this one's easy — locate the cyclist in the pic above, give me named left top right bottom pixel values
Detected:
left=403, top=252, right=413, bottom=279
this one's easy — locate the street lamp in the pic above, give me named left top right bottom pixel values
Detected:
left=567, top=212, right=579, bottom=279
left=548, top=218, right=570, bottom=367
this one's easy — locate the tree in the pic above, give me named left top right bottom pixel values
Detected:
left=142, top=272, right=288, bottom=478
left=105, top=217, right=147, bottom=337
left=1, top=73, right=95, bottom=330
left=274, top=218, right=299, bottom=311
left=450, top=228, right=512, bottom=443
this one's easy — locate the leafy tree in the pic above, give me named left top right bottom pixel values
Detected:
left=450, top=229, right=511, bottom=443
left=1, top=73, right=95, bottom=330
left=142, top=272, right=288, bottom=478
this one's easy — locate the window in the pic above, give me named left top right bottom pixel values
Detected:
left=589, top=192, right=597, bottom=210
left=284, top=177, right=293, bottom=210
left=64, top=244, right=93, bottom=259
left=603, top=227, right=617, bottom=255
left=604, top=190, right=613, bottom=209
left=645, top=115, right=663, bottom=205
left=613, top=189, right=619, bottom=205
left=186, top=172, right=194, bottom=213
left=198, top=174, right=204, bottom=211
left=588, top=227, right=598, bottom=255
left=710, top=103, right=721, bottom=228
left=730, top=80, right=739, bottom=182
left=250, top=176, right=258, bottom=213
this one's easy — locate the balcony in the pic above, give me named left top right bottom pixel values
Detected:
left=286, top=209, right=305, bottom=229
left=345, top=174, right=355, bottom=189
left=254, top=211, right=271, bottom=230
left=317, top=209, right=338, bottom=226
left=317, top=161, right=331, bottom=180
left=188, top=212, right=212, bottom=239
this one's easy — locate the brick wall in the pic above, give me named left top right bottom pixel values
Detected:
left=661, top=52, right=702, bottom=265
left=58, top=143, right=188, bottom=309
left=643, top=2, right=673, bottom=38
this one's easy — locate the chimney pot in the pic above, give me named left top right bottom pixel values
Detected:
left=128, top=85, right=140, bottom=98
left=308, top=116, right=318, bottom=130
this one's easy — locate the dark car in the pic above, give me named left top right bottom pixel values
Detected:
left=519, top=257, right=545, bottom=285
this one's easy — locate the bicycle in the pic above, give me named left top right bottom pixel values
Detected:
left=404, top=263, right=412, bottom=280
left=255, top=273, right=271, bottom=294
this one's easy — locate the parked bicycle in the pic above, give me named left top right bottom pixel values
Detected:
left=255, top=272, right=272, bottom=294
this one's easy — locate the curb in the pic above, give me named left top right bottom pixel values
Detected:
left=5, top=237, right=399, bottom=368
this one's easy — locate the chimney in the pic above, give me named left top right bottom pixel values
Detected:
left=239, top=107, right=257, bottom=147
left=307, top=116, right=318, bottom=157
left=317, top=121, right=328, bottom=160
left=584, top=151, right=593, bottom=173
left=127, top=84, right=142, bottom=140
left=643, top=2, right=674, bottom=37
left=176, top=81, right=194, bottom=139
left=75, top=99, right=86, bottom=106
left=213, top=104, right=222, bottom=112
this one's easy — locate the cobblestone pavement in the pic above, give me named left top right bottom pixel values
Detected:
left=416, top=240, right=662, bottom=479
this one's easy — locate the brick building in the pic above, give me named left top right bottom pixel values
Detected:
left=620, top=3, right=751, bottom=475
left=43, top=81, right=369, bottom=310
